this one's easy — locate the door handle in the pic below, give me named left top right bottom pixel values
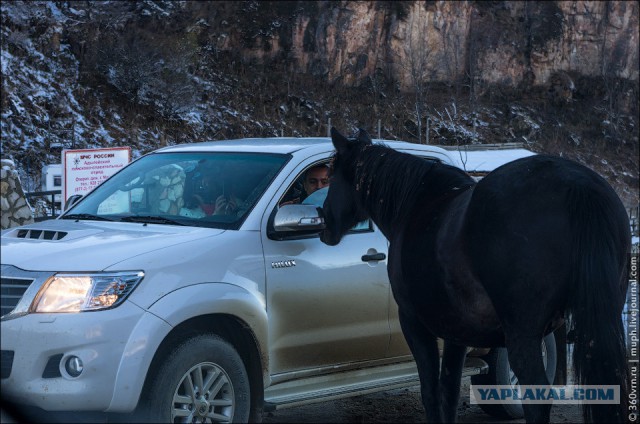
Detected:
left=361, top=252, right=386, bottom=262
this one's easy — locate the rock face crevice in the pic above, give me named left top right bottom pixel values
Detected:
left=1, top=160, right=34, bottom=230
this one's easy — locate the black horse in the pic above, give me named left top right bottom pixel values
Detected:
left=320, top=128, right=630, bottom=423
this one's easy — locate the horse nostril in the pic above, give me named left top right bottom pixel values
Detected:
left=320, top=231, right=330, bottom=245
left=320, top=231, right=339, bottom=246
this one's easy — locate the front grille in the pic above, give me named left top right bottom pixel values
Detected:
left=1, top=278, right=33, bottom=317
left=1, top=350, right=14, bottom=379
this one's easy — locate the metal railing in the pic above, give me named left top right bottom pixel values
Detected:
left=629, top=206, right=639, bottom=237
left=25, top=190, right=61, bottom=222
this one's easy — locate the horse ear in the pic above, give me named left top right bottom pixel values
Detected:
left=356, top=128, right=372, bottom=144
left=330, top=127, right=351, bottom=155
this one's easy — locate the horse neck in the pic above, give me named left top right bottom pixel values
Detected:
left=353, top=147, right=474, bottom=239
left=353, top=147, right=431, bottom=238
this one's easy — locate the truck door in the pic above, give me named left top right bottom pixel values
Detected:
left=261, top=159, right=391, bottom=375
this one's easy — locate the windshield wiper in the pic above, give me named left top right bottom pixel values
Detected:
left=119, top=215, right=186, bottom=226
left=61, top=213, right=114, bottom=222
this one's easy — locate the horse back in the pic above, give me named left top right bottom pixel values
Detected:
left=462, top=155, right=630, bottom=322
left=465, top=154, right=629, bottom=250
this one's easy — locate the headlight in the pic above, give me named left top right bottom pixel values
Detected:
left=32, top=272, right=144, bottom=313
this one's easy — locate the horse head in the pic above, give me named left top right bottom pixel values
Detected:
left=320, top=127, right=371, bottom=246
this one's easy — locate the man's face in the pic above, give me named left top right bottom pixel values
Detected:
left=303, top=166, right=329, bottom=196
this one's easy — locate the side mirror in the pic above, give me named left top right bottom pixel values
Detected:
left=64, top=194, right=83, bottom=211
left=273, top=204, right=325, bottom=232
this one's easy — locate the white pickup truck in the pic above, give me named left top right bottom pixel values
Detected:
left=0, top=137, right=557, bottom=422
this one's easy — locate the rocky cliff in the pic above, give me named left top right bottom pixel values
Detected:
left=203, top=1, right=638, bottom=90
left=1, top=1, right=638, bottom=207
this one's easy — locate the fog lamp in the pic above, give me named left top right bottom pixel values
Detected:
left=64, top=356, right=84, bottom=377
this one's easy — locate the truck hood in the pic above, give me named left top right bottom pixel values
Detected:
left=0, top=219, right=225, bottom=271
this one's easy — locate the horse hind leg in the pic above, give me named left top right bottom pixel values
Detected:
left=438, top=341, right=467, bottom=422
left=505, top=334, right=552, bottom=423
left=398, top=310, right=443, bottom=422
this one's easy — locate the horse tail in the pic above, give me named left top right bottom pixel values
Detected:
left=568, top=184, right=630, bottom=423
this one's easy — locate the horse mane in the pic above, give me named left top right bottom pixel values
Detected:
left=352, top=143, right=475, bottom=224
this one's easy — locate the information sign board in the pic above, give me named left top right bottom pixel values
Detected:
left=62, top=147, right=131, bottom=208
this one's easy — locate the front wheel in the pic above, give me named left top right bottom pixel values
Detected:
left=138, top=334, right=251, bottom=423
left=470, top=332, right=557, bottom=419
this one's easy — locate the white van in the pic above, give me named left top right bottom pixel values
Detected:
left=41, top=164, right=62, bottom=204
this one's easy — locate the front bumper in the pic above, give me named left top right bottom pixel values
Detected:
left=0, top=301, right=170, bottom=412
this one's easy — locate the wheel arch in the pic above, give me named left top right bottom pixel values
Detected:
left=141, top=313, right=265, bottom=421
left=138, top=283, right=269, bottom=421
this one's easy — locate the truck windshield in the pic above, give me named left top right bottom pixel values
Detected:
left=62, top=152, right=289, bottom=229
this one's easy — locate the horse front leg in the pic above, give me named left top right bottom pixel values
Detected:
left=439, top=341, right=467, bottom=423
left=398, top=310, right=442, bottom=422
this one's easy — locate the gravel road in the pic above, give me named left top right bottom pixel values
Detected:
left=1, top=377, right=585, bottom=423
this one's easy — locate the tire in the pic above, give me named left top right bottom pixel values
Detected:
left=470, top=333, right=557, bottom=419
left=137, top=334, right=251, bottom=423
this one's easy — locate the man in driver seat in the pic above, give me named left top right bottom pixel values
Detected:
left=281, top=164, right=330, bottom=206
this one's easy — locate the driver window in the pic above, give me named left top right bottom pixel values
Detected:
left=279, top=162, right=370, bottom=232
left=280, top=162, right=330, bottom=206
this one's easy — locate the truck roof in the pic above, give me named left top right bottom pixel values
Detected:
left=154, top=137, right=456, bottom=162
